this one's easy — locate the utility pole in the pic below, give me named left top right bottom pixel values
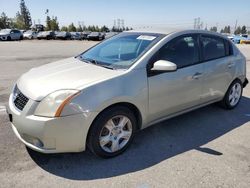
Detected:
left=113, top=19, right=116, bottom=29
left=194, top=18, right=197, bottom=29
left=234, top=20, right=238, bottom=33
left=194, top=17, right=202, bottom=29
left=121, top=19, right=124, bottom=29
left=117, top=19, right=121, bottom=30
left=197, top=17, right=200, bottom=29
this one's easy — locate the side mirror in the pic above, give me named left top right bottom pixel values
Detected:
left=151, top=60, right=177, bottom=72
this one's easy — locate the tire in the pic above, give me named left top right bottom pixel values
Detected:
left=7, top=36, right=11, bottom=41
left=87, top=106, right=137, bottom=158
left=220, top=79, right=243, bottom=109
left=20, top=36, right=23, bottom=40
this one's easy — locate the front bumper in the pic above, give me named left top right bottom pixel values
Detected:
left=7, top=93, right=98, bottom=153
left=0, top=35, right=7, bottom=41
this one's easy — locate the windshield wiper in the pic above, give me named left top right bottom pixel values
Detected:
left=80, top=57, right=115, bottom=70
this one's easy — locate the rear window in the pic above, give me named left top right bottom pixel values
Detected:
left=201, top=35, right=226, bottom=61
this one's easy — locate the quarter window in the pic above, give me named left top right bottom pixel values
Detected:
left=201, top=36, right=226, bottom=61
left=157, top=35, right=199, bottom=68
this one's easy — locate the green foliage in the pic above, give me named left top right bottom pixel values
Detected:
left=210, top=26, right=217, bottom=32
left=0, top=12, right=10, bottom=29
left=220, top=25, right=231, bottom=33
left=68, top=23, right=76, bottom=32
left=45, top=15, right=59, bottom=31
left=241, top=25, right=247, bottom=34
left=100, top=25, right=109, bottom=32
left=76, top=25, right=83, bottom=32
left=15, top=11, right=25, bottom=29
left=46, top=16, right=51, bottom=30
left=61, top=26, right=68, bottom=32
left=12, top=0, right=32, bottom=30
left=50, top=16, right=59, bottom=31
left=234, top=26, right=242, bottom=35
left=20, top=0, right=32, bottom=29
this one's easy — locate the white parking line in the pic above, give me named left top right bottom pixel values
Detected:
left=0, top=106, right=6, bottom=113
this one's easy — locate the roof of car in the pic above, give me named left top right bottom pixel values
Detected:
left=126, top=28, right=227, bottom=39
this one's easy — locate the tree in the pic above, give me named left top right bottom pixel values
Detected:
left=220, top=26, right=231, bottom=34
left=241, top=25, right=247, bottom=34
left=68, top=23, right=76, bottom=32
left=76, top=25, right=83, bottom=32
left=61, top=26, right=68, bottom=31
left=50, top=16, right=59, bottom=31
left=45, top=16, right=51, bottom=30
left=0, top=12, right=9, bottom=29
left=234, top=26, right=242, bottom=35
left=100, top=25, right=109, bottom=32
left=15, top=11, right=26, bottom=29
left=210, top=26, right=217, bottom=32
left=18, top=0, right=32, bottom=29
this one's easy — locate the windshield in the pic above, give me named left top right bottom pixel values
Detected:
left=0, top=29, right=11, bottom=34
left=78, top=32, right=163, bottom=69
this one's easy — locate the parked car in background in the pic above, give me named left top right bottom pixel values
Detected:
left=105, top=32, right=118, bottom=39
left=70, top=32, right=84, bottom=40
left=232, top=35, right=245, bottom=44
left=23, top=30, right=37, bottom=39
left=227, top=35, right=234, bottom=41
left=87, top=32, right=105, bottom=41
left=7, top=29, right=248, bottom=158
left=0, top=29, right=23, bottom=41
left=55, top=31, right=71, bottom=40
left=82, top=31, right=91, bottom=40
left=240, top=37, right=250, bottom=44
left=37, top=31, right=55, bottom=40
left=240, top=34, right=248, bottom=38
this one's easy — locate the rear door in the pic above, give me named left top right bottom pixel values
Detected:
left=200, top=35, right=235, bottom=102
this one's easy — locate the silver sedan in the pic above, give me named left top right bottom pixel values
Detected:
left=8, top=29, right=248, bottom=158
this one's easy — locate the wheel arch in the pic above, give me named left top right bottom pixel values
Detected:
left=92, top=102, right=142, bottom=130
left=86, top=102, right=143, bottom=149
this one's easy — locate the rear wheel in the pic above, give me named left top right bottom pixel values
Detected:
left=7, top=36, right=11, bottom=41
left=220, top=80, right=243, bottom=109
left=87, top=106, right=136, bottom=158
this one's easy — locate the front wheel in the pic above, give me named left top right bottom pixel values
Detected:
left=220, top=80, right=243, bottom=109
left=87, top=106, right=137, bottom=158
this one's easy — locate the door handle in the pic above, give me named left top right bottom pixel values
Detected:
left=228, top=62, right=235, bottom=68
left=192, top=72, right=203, bottom=80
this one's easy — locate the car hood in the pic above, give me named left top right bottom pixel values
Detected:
left=17, top=57, right=124, bottom=101
left=0, top=33, right=8, bottom=36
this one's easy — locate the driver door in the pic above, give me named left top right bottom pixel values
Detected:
left=147, top=34, right=204, bottom=123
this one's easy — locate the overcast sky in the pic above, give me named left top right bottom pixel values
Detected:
left=0, top=0, right=250, bottom=29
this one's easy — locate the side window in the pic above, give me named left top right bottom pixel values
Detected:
left=201, top=35, right=226, bottom=61
left=158, top=35, right=199, bottom=68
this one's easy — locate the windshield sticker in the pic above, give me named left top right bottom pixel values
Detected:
left=137, top=35, right=156, bottom=41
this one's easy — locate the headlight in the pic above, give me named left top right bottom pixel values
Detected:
left=34, top=90, right=80, bottom=117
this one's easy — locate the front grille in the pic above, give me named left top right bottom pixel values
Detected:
left=13, top=86, right=29, bottom=111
